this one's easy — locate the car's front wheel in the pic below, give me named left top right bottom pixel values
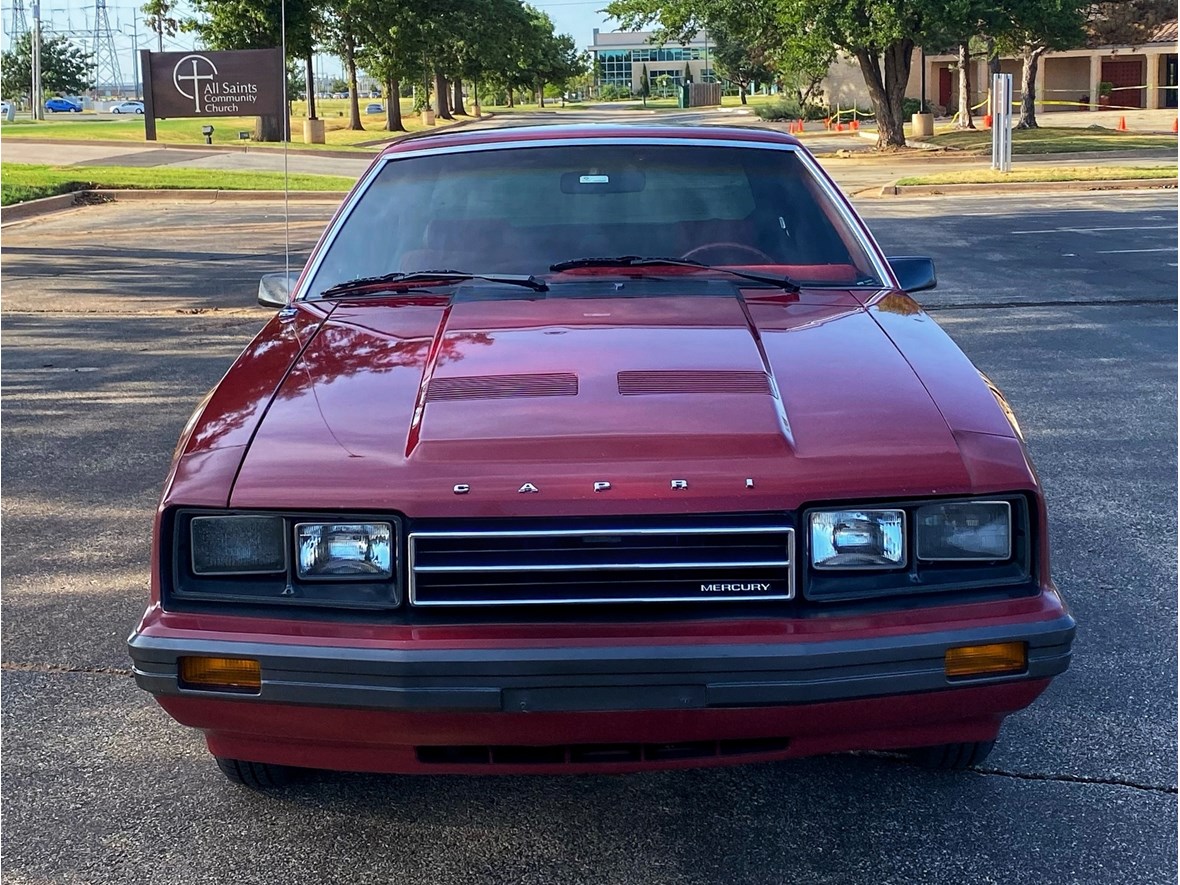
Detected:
left=214, top=756, right=300, bottom=789
left=907, top=740, right=995, bottom=770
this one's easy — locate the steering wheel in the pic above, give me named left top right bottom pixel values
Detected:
left=681, top=242, right=776, bottom=265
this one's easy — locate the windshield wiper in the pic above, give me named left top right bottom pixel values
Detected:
left=548, top=256, right=800, bottom=293
left=321, top=270, right=548, bottom=298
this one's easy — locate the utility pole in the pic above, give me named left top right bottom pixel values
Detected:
left=31, top=0, right=43, bottom=119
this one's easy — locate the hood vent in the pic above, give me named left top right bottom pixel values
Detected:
left=618, top=370, right=771, bottom=396
left=427, top=373, right=578, bottom=402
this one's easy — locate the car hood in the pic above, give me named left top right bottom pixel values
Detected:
left=223, top=290, right=1025, bottom=516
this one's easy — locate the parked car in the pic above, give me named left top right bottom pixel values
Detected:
left=128, top=125, right=1075, bottom=788
left=111, top=100, right=144, bottom=114
left=1, top=100, right=12, bottom=117
left=45, top=96, right=82, bottom=112
left=364, top=102, right=384, bottom=114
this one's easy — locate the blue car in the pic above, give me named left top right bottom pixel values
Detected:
left=46, top=97, right=82, bottom=112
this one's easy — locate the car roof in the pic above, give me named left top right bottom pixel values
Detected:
left=377, top=124, right=801, bottom=158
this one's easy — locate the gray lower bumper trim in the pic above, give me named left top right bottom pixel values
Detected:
left=128, top=614, right=1074, bottom=713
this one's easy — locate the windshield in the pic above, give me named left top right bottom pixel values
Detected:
left=303, top=143, right=885, bottom=297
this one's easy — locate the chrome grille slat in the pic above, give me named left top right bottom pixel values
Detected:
left=408, top=523, right=795, bottom=606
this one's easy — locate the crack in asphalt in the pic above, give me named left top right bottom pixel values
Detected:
left=973, top=766, right=1178, bottom=795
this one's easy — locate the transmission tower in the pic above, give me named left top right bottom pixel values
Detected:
left=8, top=0, right=29, bottom=44
left=91, top=0, right=122, bottom=95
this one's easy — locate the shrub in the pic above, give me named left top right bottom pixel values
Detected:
left=755, top=99, right=828, bottom=122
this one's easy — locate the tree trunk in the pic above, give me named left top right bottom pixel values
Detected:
left=385, top=76, right=404, bottom=131
left=855, top=40, right=914, bottom=149
left=1016, top=46, right=1044, bottom=129
left=452, top=79, right=466, bottom=115
left=739, top=87, right=747, bottom=105
left=956, top=42, right=974, bottom=129
left=507, top=89, right=514, bottom=108
left=537, top=79, right=545, bottom=107
left=344, top=41, right=362, bottom=130
left=305, top=53, right=317, bottom=119
left=435, top=73, right=453, bottom=119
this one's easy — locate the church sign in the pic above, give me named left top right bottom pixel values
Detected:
left=140, top=48, right=286, bottom=141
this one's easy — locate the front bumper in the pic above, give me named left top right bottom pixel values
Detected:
left=130, top=615, right=1074, bottom=714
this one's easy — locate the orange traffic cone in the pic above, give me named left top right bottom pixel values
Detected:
left=835, top=122, right=844, bottom=132
left=1117, top=116, right=1128, bottom=131
left=983, top=113, right=993, bottom=129
left=1172, top=117, right=1177, bottom=134
left=850, top=119, right=859, bottom=131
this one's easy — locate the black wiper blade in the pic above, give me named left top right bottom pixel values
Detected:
left=548, top=256, right=800, bottom=293
left=321, top=270, right=548, bottom=298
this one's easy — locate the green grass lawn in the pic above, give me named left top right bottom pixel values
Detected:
left=914, top=126, right=1178, bottom=154
left=895, top=165, right=1178, bottom=186
left=0, top=162, right=354, bottom=206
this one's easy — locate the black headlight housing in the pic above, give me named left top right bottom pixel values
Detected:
left=802, top=494, right=1034, bottom=602
left=166, top=509, right=403, bottom=610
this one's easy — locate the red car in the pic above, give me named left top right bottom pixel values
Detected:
left=129, top=125, right=1074, bottom=787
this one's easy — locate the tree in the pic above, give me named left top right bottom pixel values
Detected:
left=606, top=0, right=958, bottom=149
left=142, top=0, right=180, bottom=52
left=1, top=33, right=93, bottom=100
left=639, top=62, right=650, bottom=105
left=995, top=0, right=1086, bottom=128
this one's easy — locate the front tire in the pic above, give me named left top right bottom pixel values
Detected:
left=908, top=740, right=995, bottom=770
left=214, top=756, right=299, bottom=789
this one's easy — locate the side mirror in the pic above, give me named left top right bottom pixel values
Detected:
left=886, top=256, right=937, bottom=293
left=257, top=272, right=299, bottom=308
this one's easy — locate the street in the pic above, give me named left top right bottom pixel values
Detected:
left=1, top=189, right=1175, bottom=885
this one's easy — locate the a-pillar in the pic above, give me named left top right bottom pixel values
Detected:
left=1146, top=51, right=1161, bottom=109
left=1089, top=54, right=1102, bottom=110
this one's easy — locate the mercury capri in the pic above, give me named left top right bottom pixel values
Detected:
left=128, top=125, right=1075, bottom=788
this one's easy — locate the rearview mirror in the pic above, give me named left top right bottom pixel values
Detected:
left=257, top=272, right=299, bottom=308
left=886, top=256, right=937, bottom=294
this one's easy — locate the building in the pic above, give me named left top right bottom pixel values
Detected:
left=922, top=20, right=1178, bottom=114
left=588, top=29, right=716, bottom=96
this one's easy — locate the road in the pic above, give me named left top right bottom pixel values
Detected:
left=1, top=189, right=1175, bottom=885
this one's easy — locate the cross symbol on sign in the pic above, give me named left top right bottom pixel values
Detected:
left=173, top=55, right=218, bottom=113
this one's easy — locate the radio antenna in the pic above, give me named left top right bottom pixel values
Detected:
left=281, top=0, right=290, bottom=286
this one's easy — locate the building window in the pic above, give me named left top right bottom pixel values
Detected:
left=598, top=50, right=633, bottom=88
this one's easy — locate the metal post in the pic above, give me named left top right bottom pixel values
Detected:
left=920, top=49, right=927, bottom=113
left=991, top=72, right=1012, bottom=172
left=31, top=0, right=42, bottom=119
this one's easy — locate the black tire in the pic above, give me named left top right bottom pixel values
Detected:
left=908, top=740, right=995, bottom=770
left=214, top=756, right=299, bottom=789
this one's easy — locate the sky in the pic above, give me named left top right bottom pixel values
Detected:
left=3, top=0, right=625, bottom=75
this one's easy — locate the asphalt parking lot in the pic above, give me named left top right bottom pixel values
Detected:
left=2, top=190, right=1175, bottom=885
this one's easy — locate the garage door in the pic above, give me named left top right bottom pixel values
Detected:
left=1102, top=59, right=1144, bottom=108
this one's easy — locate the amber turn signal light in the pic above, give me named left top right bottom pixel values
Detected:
left=944, top=642, right=1027, bottom=678
left=179, top=656, right=262, bottom=693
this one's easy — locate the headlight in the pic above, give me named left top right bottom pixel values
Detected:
left=296, top=522, right=393, bottom=578
left=191, top=515, right=286, bottom=575
left=916, top=501, right=1011, bottom=561
left=173, top=510, right=402, bottom=610
left=810, top=509, right=905, bottom=569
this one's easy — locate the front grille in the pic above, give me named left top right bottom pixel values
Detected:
left=408, top=523, right=795, bottom=606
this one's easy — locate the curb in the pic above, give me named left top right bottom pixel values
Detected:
left=1, top=188, right=347, bottom=224
left=880, top=177, right=1178, bottom=196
